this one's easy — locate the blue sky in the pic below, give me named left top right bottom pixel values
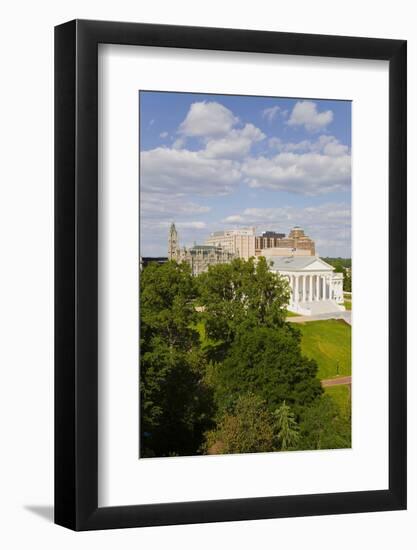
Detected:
left=140, top=91, right=351, bottom=258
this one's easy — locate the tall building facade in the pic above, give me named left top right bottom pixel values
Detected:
left=204, top=227, right=256, bottom=260
left=168, top=223, right=316, bottom=274
left=255, top=231, right=285, bottom=250
left=255, top=226, right=315, bottom=256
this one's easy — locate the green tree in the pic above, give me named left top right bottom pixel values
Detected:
left=274, top=400, right=299, bottom=451
left=140, top=261, right=214, bottom=457
left=333, top=260, right=344, bottom=273
left=211, top=325, right=323, bottom=414
left=140, top=260, right=198, bottom=351
left=196, top=257, right=290, bottom=356
left=204, top=395, right=302, bottom=454
left=343, top=270, right=352, bottom=292
left=297, top=394, right=351, bottom=450
left=204, top=393, right=276, bottom=454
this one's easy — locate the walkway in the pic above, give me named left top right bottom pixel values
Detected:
left=287, top=311, right=351, bottom=325
left=321, top=375, right=352, bottom=388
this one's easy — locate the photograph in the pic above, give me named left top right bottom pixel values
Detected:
left=0, top=1, right=409, bottom=542
left=139, top=91, right=352, bottom=458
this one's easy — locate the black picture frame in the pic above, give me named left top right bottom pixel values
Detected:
left=55, top=19, right=407, bottom=531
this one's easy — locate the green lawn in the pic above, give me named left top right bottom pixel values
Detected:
left=325, top=385, right=351, bottom=418
left=297, top=319, right=351, bottom=380
left=285, top=310, right=300, bottom=318
left=344, top=293, right=352, bottom=310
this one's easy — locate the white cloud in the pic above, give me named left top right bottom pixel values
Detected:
left=142, top=134, right=350, bottom=198
left=178, top=101, right=239, bottom=138
left=322, top=139, right=349, bottom=156
left=140, top=194, right=211, bottom=256
left=269, top=135, right=349, bottom=157
left=140, top=147, right=241, bottom=196
left=242, top=150, right=350, bottom=195
left=203, top=123, right=265, bottom=159
left=262, top=105, right=280, bottom=123
left=222, top=214, right=245, bottom=224
left=221, top=203, right=351, bottom=257
left=287, top=101, right=333, bottom=132
left=223, top=204, right=348, bottom=226
left=141, top=104, right=350, bottom=206
left=140, top=218, right=209, bottom=256
left=140, top=100, right=350, bottom=257
left=176, top=221, right=207, bottom=229
left=172, top=137, right=185, bottom=150
left=141, top=192, right=210, bottom=218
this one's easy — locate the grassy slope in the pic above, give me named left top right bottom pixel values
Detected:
left=325, top=385, right=351, bottom=418
left=285, top=310, right=300, bottom=318
left=297, top=319, right=351, bottom=380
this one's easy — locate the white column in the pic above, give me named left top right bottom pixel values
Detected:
left=294, top=275, right=299, bottom=302
left=302, top=275, right=306, bottom=302
left=322, top=276, right=326, bottom=300
left=315, top=274, right=320, bottom=300
left=291, top=275, right=295, bottom=304
left=309, top=275, right=313, bottom=302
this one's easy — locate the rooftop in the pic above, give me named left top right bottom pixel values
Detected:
left=265, top=256, right=333, bottom=271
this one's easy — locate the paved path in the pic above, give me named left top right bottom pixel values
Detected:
left=321, top=376, right=352, bottom=387
left=288, top=311, right=351, bottom=325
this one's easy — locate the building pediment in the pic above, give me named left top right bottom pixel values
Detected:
left=302, top=258, right=334, bottom=271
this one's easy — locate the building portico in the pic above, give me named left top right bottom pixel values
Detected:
left=266, top=256, right=344, bottom=316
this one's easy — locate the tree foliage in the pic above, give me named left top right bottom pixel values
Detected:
left=343, top=270, right=352, bottom=292
left=274, top=400, right=299, bottom=451
left=204, top=393, right=276, bottom=454
left=196, top=257, right=290, bottom=357
left=298, top=394, right=351, bottom=450
left=140, top=257, right=351, bottom=458
left=204, top=394, right=301, bottom=454
left=140, top=261, right=214, bottom=457
left=211, top=325, right=323, bottom=415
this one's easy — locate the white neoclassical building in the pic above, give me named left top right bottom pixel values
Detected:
left=266, top=256, right=345, bottom=316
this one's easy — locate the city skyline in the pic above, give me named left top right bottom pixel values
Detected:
left=140, top=91, right=351, bottom=258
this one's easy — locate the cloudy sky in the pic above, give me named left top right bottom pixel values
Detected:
left=140, top=91, right=351, bottom=258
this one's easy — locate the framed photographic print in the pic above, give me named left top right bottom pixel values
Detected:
left=55, top=20, right=406, bottom=530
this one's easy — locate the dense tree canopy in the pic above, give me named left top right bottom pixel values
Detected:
left=196, top=257, right=290, bottom=357
left=140, top=257, right=351, bottom=458
left=211, top=325, right=322, bottom=414
left=298, top=394, right=351, bottom=450
left=140, top=261, right=214, bottom=457
left=204, top=394, right=300, bottom=455
left=204, top=393, right=277, bottom=455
